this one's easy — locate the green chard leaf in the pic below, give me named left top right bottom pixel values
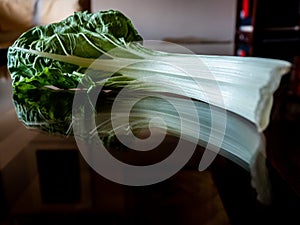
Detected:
left=7, top=10, right=142, bottom=90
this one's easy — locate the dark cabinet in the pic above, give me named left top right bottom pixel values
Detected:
left=235, top=0, right=300, bottom=58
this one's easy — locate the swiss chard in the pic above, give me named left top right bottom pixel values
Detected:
left=7, top=10, right=291, bottom=133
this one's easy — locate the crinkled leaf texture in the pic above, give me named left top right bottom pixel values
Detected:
left=8, top=10, right=142, bottom=89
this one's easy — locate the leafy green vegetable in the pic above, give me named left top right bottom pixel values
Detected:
left=7, top=10, right=291, bottom=133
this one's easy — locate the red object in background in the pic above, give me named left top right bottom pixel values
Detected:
left=241, top=0, right=250, bottom=18
left=237, top=49, right=247, bottom=57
